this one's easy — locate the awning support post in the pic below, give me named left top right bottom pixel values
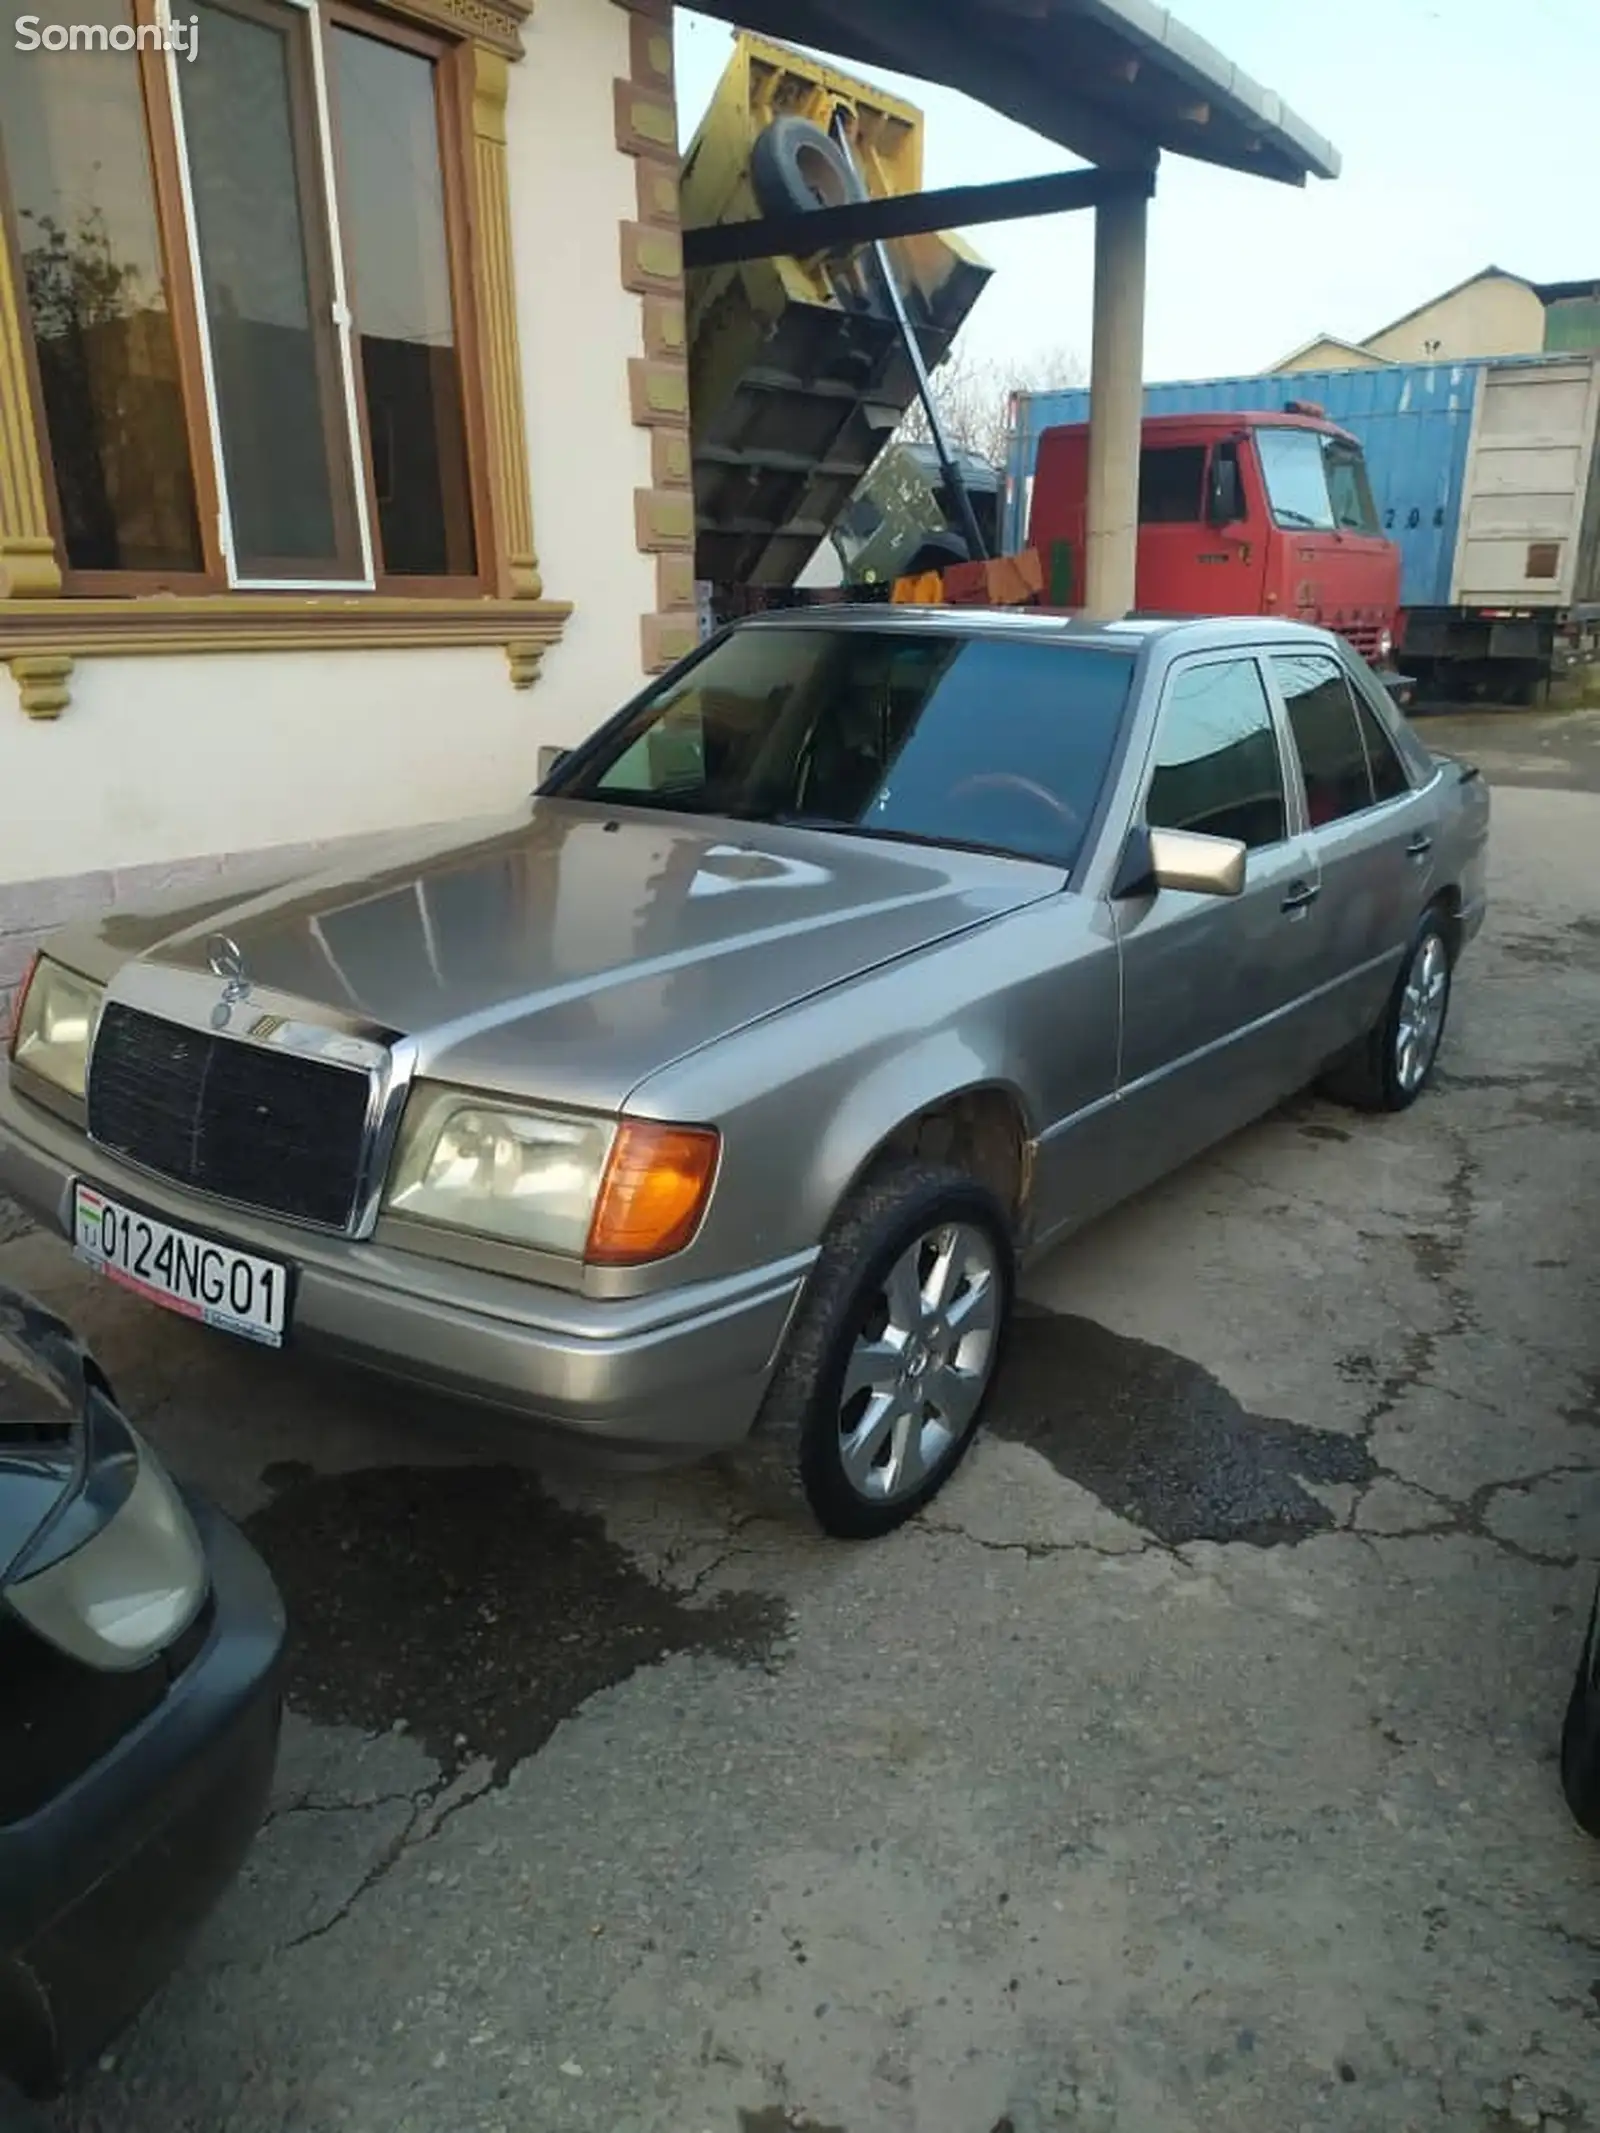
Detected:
left=1083, top=183, right=1149, bottom=619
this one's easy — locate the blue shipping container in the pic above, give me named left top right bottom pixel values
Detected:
left=1004, top=360, right=1486, bottom=610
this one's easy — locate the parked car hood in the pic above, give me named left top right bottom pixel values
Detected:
left=61, top=803, right=1060, bottom=1110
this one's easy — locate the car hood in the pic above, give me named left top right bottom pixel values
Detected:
left=62, top=803, right=1059, bottom=1110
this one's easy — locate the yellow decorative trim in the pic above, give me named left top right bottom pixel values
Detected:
left=651, top=426, right=692, bottom=487
left=634, top=488, right=693, bottom=552
left=620, top=221, right=683, bottom=295
left=656, top=552, right=695, bottom=610
left=616, top=0, right=691, bottom=677
left=382, top=0, right=534, bottom=59
left=629, top=357, right=689, bottom=425
left=641, top=611, right=697, bottom=674
left=613, top=80, right=678, bottom=160
left=628, top=13, right=674, bottom=93
left=7, top=654, right=73, bottom=719
left=468, top=47, right=541, bottom=601
left=636, top=158, right=681, bottom=229
left=0, top=597, right=569, bottom=714
left=504, top=638, right=549, bottom=689
left=0, top=222, right=61, bottom=600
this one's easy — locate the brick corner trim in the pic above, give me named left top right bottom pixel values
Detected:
left=611, top=0, right=694, bottom=674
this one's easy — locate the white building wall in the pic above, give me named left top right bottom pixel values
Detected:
left=510, top=0, right=658, bottom=743
left=0, top=0, right=655, bottom=1000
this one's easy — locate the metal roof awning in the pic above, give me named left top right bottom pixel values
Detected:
left=685, top=0, right=1340, bottom=186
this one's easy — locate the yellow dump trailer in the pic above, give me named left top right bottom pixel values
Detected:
left=682, top=32, right=991, bottom=590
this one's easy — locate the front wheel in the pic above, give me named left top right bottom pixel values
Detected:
left=753, top=1162, right=1014, bottom=1539
left=1321, top=910, right=1453, bottom=1113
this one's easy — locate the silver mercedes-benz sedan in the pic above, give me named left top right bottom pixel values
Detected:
left=1, top=612, right=1488, bottom=1537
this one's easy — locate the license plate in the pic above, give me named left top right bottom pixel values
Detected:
left=73, top=1183, right=290, bottom=1348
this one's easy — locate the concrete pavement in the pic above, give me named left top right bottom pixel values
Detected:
left=6, top=707, right=1600, bottom=2133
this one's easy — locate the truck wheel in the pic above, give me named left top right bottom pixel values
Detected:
left=750, top=114, right=865, bottom=222
left=753, top=1161, right=1013, bottom=1539
left=1562, top=1579, right=1600, bottom=1838
left=1320, top=910, right=1453, bottom=1113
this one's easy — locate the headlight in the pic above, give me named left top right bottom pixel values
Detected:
left=386, top=1088, right=618, bottom=1255
left=1377, top=627, right=1394, bottom=663
left=9, top=956, right=102, bottom=1098
left=6, top=1434, right=206, bottom=1672
left=386, top=1087, right=720, bottom=1263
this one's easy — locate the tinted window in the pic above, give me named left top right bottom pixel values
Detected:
left=1353, top=691, right=1411, bottom=801
left=1273, top=653, right=1372, bottom=825
left=1138, top=446, right=1206, bottom=524
left=1146, top=658, right=1286, bottom=851
left=1256, top=427, right=1334, bottom=530
left=561, top=627, right=1135, bottom=869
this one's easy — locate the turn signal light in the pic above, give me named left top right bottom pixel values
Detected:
left=585, top=1120, right=720, bottom=1266
left=3, top=952, right=39, bottom=1055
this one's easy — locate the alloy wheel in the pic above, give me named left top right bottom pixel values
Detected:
left=835, top=1221, right=1003, bottom=1503
left=1395, top=930, right=1450, bottom=1094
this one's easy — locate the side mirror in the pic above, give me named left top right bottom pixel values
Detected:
left=1206, top=454, right=1243, bottom=528
left=1149, top=827, right=1246, bottom=897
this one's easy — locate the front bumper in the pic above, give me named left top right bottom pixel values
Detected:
left=0, top=1079, right=808, bottom=1456
left=0, top=1502, right=285, bottom=2095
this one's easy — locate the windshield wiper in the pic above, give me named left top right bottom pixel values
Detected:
left=1274, top=508, right=1323, bottom=530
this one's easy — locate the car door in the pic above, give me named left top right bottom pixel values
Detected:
left=1111, top=652, right=1325, bottom=1197
left=1264, top=648, right=1440, bottom=1067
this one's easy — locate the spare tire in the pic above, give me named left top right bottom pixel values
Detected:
left=750, top=114, right=866, bottom=223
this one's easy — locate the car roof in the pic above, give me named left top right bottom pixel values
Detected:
left=731, top=604, right=1350, bottom=658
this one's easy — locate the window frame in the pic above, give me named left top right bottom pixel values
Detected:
left=0, top=0, right=495, bottom=598
left=1263, top=647, right=1417, bottom=831
left=1345, top=667, right=1415, bottom=803
left=0, top=0, right=225, bottom=594
left=1321, top=434, right=1381, bottom=539
left=1136, top=443, right=1208, bottom=527
left=321, top=2, right=491, bottom=594
left=1140, top=650, right=1295, bottom=858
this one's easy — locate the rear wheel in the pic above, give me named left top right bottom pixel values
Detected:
left=753, top=1162, right=1013, bottom=1539
left=1321, top=910, right=1452, bottom=1113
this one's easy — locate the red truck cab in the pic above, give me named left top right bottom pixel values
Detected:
left=1027, top=409, right=1402, bottom=667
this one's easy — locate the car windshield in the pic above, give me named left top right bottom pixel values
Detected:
left=555, top=626, right=1135, bottom=869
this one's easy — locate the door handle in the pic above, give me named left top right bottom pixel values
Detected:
left=1281, top=879, right=1321, bottom=914
left=1406, top=832, right=1434, bottom=860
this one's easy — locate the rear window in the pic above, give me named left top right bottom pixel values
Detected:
left=558, top=626, right=1136, bottom=870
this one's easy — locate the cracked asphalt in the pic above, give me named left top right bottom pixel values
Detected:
left=5, top=704, right=1600, bottom=2133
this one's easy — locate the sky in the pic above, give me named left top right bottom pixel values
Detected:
left=673, top=0, right=1595, bottom=386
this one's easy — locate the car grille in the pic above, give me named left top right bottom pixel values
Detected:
left=87, top=1002, right=373, bottom=1230
left=1341, top=619, right=1383, bottom=660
